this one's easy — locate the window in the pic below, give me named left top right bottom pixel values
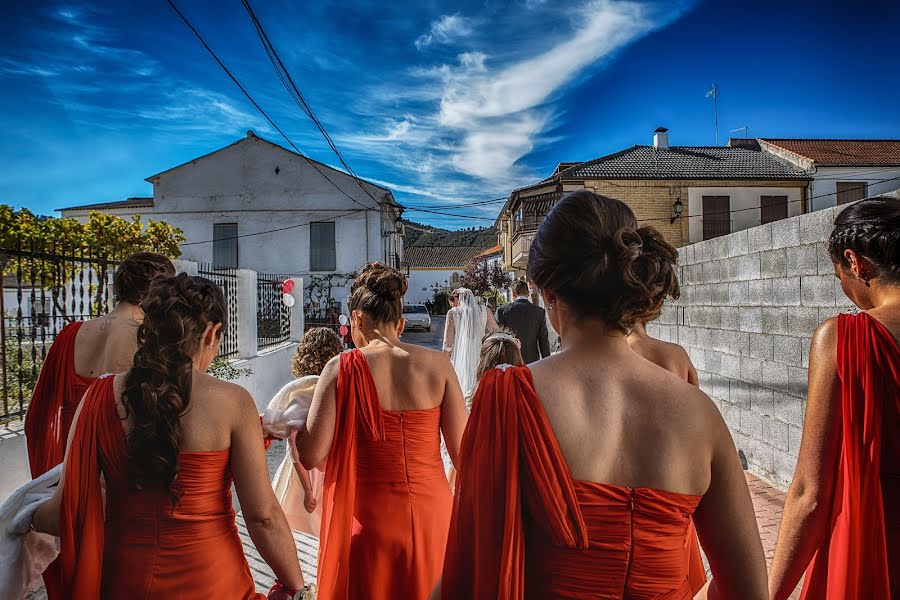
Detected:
left=760, top=195, right=788, bottom=225
left=310, top=221, right=336, bottom=271
left=836, top=181, right=868, bottom=205
left=213, top=223, right=238, bottom=268
left=702, top=196, right=731, bottom=240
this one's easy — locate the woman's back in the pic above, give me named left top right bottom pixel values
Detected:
left=358, top=341, right=451, bottom=412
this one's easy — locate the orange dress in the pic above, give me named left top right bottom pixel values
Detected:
left=58, top=376, right=264, bottom=599
left=24, top=321, right=95, bottom=599
left=316, top=350, right=452, bottom=600
left=443, top=365, right=702, bottom=599
left=800, top=312, right=900, bottom=599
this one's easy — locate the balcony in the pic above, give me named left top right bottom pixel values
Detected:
left=510, top=230, right=535, bottom=269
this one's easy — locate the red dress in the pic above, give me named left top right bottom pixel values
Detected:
left=442, top=365, right=702, bottom=599
left=24, top=321, right=95, bottom=599
left=800, top=312, right=900, bottom=599
left=58, top=376, right=264, bottom=599
left=316, top=350, right=452, bottom=600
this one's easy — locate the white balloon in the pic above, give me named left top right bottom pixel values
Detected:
left=282, top=293, right=296, bottom=307
left=339, top=314, right=348, bottom=326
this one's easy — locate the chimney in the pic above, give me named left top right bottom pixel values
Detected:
left=653, top=127, right=669, bottom=150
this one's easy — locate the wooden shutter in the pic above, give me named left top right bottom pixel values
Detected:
left=213, top=223, right=238, bottom=268
left=702, top=196, right=731, bottom=240
left=760, top=195, right=788, bottom=225
left=836, top=182, right=868, bottom=205
left=310, top=222, right=336, bottom=271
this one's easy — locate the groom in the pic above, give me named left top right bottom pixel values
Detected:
left=496, top=279, right=550, bottom=364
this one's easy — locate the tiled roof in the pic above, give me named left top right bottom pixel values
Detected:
left=558, top=145, right=808, bottom=180
left=58, top=197, right=154, bottom=212
left=478, top=244, right=503, bottom=258
left=405, top=245, right=489, bottom=269
left=759, top=139, right=900, bottom=166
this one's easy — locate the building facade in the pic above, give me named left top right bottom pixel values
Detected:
left=60, top=131, right=404, bottom=279
left=497, top=129, right=810, bottom=276
left=759, top=139, right=900, bottom=212
left=402, top=245, right=489, bottom=305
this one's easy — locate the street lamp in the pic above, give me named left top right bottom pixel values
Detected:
left=670, top=197, right=684, bottom=224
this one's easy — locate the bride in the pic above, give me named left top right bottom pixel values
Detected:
left=442, top=288, right=499, bottom=401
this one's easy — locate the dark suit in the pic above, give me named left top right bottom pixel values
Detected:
left=496, top=297, right=551, bottom=364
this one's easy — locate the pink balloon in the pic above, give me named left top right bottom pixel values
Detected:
left=281, top=279, right=295, bottom=293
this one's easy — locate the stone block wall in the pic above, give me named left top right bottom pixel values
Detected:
left=647, top=206, right=853, bottom=488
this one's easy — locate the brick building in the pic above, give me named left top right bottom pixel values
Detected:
left=496, top=129, right=810, bottom=276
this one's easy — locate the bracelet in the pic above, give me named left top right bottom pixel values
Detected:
left=293, top=584, right=317, bottom=600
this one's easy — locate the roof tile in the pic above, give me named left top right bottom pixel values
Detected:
left=405, top=246, right=489, bottom=269
left=759, top=139, right=900, bottom=166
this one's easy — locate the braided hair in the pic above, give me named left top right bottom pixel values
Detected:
left=828, top=197, right=900, bottom=284
left=122, top=274, right=226, bottom=497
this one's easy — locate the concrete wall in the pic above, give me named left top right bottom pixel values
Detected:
left=687, top=185, right=804, bottom=244
left=647, top=206, right=854, bottom=488
left=807, top=167, right=900, bottom=212
left=232, top=342, right=299, bottom=412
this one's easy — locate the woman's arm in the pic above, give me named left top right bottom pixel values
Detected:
left=439, top=356, right=467, bottom=468
left=768, top=319, right=841, bottom=600
left=295, top=356, right=339, bottom=471
left=230, top=387, right=304, bottom=591
left=693, top=401, right=768, bottom=600
left=443, top=311, right=455, bottom=357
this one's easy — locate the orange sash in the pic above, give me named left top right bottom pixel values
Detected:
left=316, top=350, right=384, bottom=599
left=441, top=366, right=588, bottom=599
left=801, top=312, right=900, bottom=599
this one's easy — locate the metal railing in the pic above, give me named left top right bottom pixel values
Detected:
left=197, top=263, right=239, bottom=357
left=0, top=239, right=120, bottom=423
left=257, top=273, right=291, bottom=350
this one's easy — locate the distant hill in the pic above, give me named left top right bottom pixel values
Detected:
left=403, top=219, right=497, bottom=248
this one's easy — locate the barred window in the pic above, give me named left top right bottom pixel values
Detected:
left=310, top=222, right=336, bottom=271
left=213, top=223, right=238, bottom=268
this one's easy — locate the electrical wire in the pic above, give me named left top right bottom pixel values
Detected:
left=166, top=0, right=375, bottom=212
left=180, top=208, right=368, bottom=246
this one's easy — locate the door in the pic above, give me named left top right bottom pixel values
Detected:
left=703, top=196, right=731, bottom=240
left=760, top=195, right=788, bottom=225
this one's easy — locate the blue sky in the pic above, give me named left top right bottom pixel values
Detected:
left=1, top=0, right=898, bottom=228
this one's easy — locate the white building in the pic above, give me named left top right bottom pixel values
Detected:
left=402, top=245, right=489, bottom=305
left=60, top=132, right=404, bottom=309
left=759, top=139, right=900, bottom=212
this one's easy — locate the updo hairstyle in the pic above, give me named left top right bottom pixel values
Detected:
left=113, top=252, right=176, bottom=306
left=122, top=274, right=227, bottom=496
left=348, top=262, right=408, bottom=324
left=828, top=197, right=900, bottom=284
left=527, top=190, right=680, bottom=332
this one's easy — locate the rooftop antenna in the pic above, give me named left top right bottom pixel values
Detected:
left=730, top=125, right=749, bottom=139
left=706, top=83, right=719, bottom=145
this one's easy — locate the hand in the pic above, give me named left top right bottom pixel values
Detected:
left=303, top=491, right=317, bottom=513
left=267, top=586, right=295, bottom=600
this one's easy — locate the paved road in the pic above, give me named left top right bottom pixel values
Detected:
left=402, top=315, right=445, bottom=351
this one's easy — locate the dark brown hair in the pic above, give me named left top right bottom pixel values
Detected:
left=291, top=327, right=344, bottom=378
left=828, top=197, right=900, bottom=284
left=513, top=279, right=530, bottom=297
left=114, top=252, right=176, bottom=306
left=122, top=274, right=226, bottom=497
left=349, top=262, right=408, bottom=324
left=527, top=190, right=680, bottom=331
left=476, top=327, right=524, bottom=381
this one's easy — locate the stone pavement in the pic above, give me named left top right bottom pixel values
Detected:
left=746, top=472, right=802, bottom=600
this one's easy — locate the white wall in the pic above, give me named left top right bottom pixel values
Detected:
left=807, top=167, right=900, bottom=212
left=231, top=342, right=298, bottom=412
left=62, top=134, right=400, bottom=277
left=688, top=186, right=803, bottom=244
left=405, top=268, right=463, bottom=304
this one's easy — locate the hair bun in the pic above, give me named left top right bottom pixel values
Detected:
left=349, top=262, right=407, bottom=323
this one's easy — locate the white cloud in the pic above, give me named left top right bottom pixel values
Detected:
left=415, top=14, right=476, bottom=50
left=429, top=0, right=677, bottom=179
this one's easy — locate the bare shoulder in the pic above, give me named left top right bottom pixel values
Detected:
left=198, top=373, right=256, bottom=413
left=810, top=317, right=839, bottom=358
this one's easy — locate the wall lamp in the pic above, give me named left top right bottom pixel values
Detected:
left=670, top=197, right=684, bottom=224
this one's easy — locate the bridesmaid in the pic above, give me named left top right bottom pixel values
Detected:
left=297, top=262, right=467, bottom=600
left=24, top=251, right=174, bottom=599
left=31, top=274, right=308, bottom=599
left=769, top=197, right=900, bottom=599
left=435, top=191, right=767, bottom=599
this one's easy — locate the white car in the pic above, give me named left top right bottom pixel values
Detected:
left=402, top=304, right=432, bottom=332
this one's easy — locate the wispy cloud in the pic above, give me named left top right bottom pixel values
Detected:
left=415, top=13, right=476, bottom=50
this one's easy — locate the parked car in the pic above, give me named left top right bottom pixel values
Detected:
left=402, top=304, right=432, bottom=332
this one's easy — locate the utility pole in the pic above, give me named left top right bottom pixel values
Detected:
left=706, top=84, right=719, bottom=145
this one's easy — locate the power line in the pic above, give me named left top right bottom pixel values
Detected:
left=240, top=0, right=383, bottom=208
left=180, top=208, right=367, bottom=246
left=402, top=206, right=498, bottom=221
left=166, top=0, right=375, bottom=212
